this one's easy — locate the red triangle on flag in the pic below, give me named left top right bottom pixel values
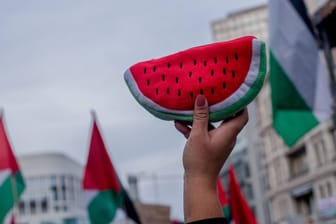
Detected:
left=229, top=164, right=257, bottom=224
left=82, top=115, right=121, bottom=192
left=0, top=115, right=19, bottom=173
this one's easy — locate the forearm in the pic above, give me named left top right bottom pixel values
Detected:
left=184, top=175, right=224, bottom=223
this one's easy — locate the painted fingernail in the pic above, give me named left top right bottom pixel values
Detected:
left=196, top=95, right=206, bottom=107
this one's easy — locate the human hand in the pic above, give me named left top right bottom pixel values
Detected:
left=175, top=94, right=248, bottom=184
left=175, top=95, right=248, bottom=222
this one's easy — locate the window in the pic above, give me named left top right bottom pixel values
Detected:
left=30, top=200, right=36, bottom=214
left=51, top=185, right=58, bottom=201
left=327, top=182, right=333, bottom=197
left=294, top=192, right=313, bottom=216
left=18, top=201, right=25, bottom=214
left=288, top=146, right=308, bottom=178
left=41, top=198, right=48, bottom=213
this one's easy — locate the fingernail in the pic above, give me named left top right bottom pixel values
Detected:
left=196, top=95, right=206, bottom=107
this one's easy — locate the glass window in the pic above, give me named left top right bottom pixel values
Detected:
left=51, top=185, right=58, bottom=201
left=18, top=201, right=25, bottom=214
left=30, top=200, right=36, bottom=214
left=289, top=146, right=308, bottom=178
left=41, top=198, right=48, bottom=213
left=327, top=182, right=333, bottom=197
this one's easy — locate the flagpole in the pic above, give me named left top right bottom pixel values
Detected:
left=90, top=109, right=97, bottom=121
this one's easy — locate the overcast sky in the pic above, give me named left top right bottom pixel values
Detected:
left=0, top=0, right=266, bottom=219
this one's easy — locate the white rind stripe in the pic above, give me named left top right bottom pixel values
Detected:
left=211, top=39, right=260, bottom=112
left=0, top=169, right=11, bottom=186
left=125, top=39, right=262, bottom=115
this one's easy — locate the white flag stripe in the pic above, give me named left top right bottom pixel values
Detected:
left=0, top=169, right=10, bottom=186
left=314, top=53, right=333, bottom=121
left=83, top=190, right=98, bottom=208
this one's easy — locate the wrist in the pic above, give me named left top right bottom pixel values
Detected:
left=184, top=172, right=217, bottom=188
left=183, top=173, right=223, bottom=222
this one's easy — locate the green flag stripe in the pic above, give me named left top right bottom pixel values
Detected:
left=270, top=51, right=319, bottom=146
left=88, top=190, right=123, bottom=224
left=0, top=172, right=25, bottom=223
left=223, top=205, right=231, bottom=220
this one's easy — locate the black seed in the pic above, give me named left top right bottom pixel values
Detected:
left=198, top=77, right=202, bottom=83
left=211, top=88, right=215, bottom=94
left=214, top=57, right=217, bottom=64
left=211, top=69, right=214, bottom=76
left=156, top=88, right=159, bottom=95
left=194, top=59, right=197, bottom=65
left=200, top=89, right=204, bottom=95
left=178, top=89, right=181, bottom=96
left=189, top=71, right=192, bottom=78
left=168, top=62, right=171, bottom=68
left=153, top=66, right=156, bottom=72
left=203, top=60, right=207, bottom=67
left=144, top=68, right=147, bottom=74
left=176, top=77, right=179, bottom=83
left=222, top=68, right=226, bottom=75
left=162, top=74, right=165, bottom=81
left=226, top=56, right=229, bottom=64
left=235, top=53, right=238, bottom=61
left=180, top=63, right=183, bottom=69
left=222, top=82, right=226, bottom=89
left=166, top=88, right=170, bottom=95
left=190, top=92, right=193, bottom=99
left=147, top=79, right=150, bottom=86
left=232, top=70, right=235, bottom=78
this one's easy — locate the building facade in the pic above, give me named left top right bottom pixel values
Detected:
left=15, top=153, right=88, bottom=224
left=212, top=1, right=336, bottom=223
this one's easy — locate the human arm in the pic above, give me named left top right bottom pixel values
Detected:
left=175, top=95, right=248, bottom=223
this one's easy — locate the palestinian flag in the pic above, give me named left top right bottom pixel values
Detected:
left=83, top=113, right=141, bottom=224
left=0, top=114, right=25, bottom=223
left=269, top=0, right=333, bottom=146
left=216, top=178, right=230, bottom=220
left=229, top=165, right=257, bottom=224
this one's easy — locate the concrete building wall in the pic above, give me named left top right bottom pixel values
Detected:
left=15, top=153, right=88, bottom=224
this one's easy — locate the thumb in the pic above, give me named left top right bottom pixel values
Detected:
left=191, top=95, right=209, bottom=135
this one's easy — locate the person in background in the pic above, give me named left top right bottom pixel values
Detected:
left=175, top=95, right=248, bottom=224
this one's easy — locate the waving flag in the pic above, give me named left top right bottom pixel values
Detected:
left=269, top=0, right=333, bottom=146
left=83, top=113, right=141, bottom=224
left=216, top=177, right=230, bottom=220
left=0, top=113, right=25, bottom=223
left=229, top=165, right=257, bottom=224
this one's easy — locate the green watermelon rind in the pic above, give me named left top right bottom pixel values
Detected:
left=125, top=41, right=266, bottom=122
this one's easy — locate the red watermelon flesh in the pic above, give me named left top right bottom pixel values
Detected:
left=124, top=36, right=266, bottom=122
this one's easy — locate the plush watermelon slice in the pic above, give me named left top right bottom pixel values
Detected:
left=124, top=36, right=266, bottom=122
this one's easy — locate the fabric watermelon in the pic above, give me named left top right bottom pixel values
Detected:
left=124, top=36, right=266, bottom=122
